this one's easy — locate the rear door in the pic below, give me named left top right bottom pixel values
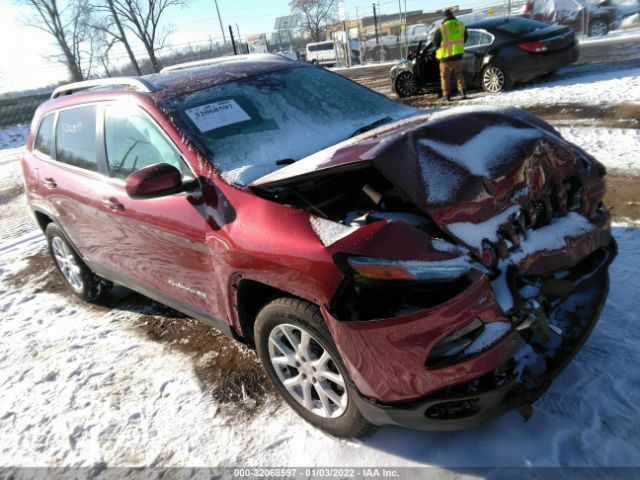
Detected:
left=34, top=105, right=111, bottom=257
left=88, top=102, right=218, bottom=316
left=463, top=29, right=494, bottom=83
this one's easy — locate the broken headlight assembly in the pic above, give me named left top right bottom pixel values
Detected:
left=330, top=254, right=491, bottom=321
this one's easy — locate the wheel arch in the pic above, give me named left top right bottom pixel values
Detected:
left=234, top=278, right=311, bottom=347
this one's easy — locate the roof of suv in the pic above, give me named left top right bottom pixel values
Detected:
left=50, top=54, right=300, bottom=103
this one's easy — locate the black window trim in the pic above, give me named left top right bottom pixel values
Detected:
left=33, top=112, right=57, bottom=161
left=33, top=104, right=106, bottom=183
left=466, top=28, right=495, bottom=48
left=34, top=100, right=198, bottom=193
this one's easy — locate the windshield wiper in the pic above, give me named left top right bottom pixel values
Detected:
left=348, top=116, right=393, bottom=138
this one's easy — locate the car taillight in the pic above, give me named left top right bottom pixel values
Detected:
left=518, top=41, right=548, bottom=53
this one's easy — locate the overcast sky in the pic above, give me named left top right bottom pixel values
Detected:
left=0, top=0, right=484, bottom=93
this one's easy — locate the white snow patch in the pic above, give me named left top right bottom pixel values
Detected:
left=0, top=124, right=29, bottom=149
left=309, top=216, right=360, bottom=247
left=464, top=322, right=512, bottom=355
left=489, top=213, right=597, bottom=312
left=419, top=126, right=542, bottom=178
left=469, top=66, right=640, bottom=106
left=420, top=155, right=463, bottom=204
left=557, top=127, right=640, bottom=176
left=509, top=213, right=596, bottom=264
left=447, top=205, right=521, bottom=250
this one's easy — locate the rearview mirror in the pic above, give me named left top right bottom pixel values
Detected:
left=125, top=163, right=184, bottom=199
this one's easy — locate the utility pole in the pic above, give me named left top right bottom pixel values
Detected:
left=236, top=23, right=242, bottom=50
left=373, top=4, right=379, bottom=45
left=403, top=0, right=408, bottom=56
left=229, top=25, right=237, bottom=54
left=397, top=0, right=402, bottom=57
left=507, top=0, right=511, bottom=16
left=215, top=0, right=227, bottom=44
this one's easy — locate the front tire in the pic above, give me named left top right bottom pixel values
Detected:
left=255, top=298, right=373, bottom=438
left=46, top=223, right=112, bottom=302
left=394, top=71, right=418, bottom=97
left=481, top=64, right=509, bottom=93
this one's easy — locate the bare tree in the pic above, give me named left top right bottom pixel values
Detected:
left=108, top=0, right=186, bottom=73
left=90, top=0, right=142, bottom=75
left=289, top=0, right=337, bottom=42
left=19, top=0, right=95, bottom=81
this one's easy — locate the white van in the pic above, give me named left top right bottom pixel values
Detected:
left=306, top=41, right=337, bottom=66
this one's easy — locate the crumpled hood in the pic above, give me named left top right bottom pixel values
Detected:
left=250, top=106, right=596, bottom=253
left=255, top=107, right=579, bottom=203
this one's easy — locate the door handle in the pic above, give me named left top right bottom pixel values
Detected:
left=101, top=197, right=124, bottom=211
left=43, top=177, right=57, bottom=189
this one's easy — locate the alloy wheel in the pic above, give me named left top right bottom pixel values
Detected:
left=51, top=236, right=84, bottom=292
left=396, top=72, right=417, bottom=97
left=483, top=66, right=506, bottom=93
left=268, top=323, right=348, bottom=418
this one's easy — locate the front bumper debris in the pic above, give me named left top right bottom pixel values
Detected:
left=352, top=239, right=616, bottom=430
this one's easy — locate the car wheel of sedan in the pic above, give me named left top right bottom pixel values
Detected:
left=394, top=72, right=418, bottom=97
left=481, top=65, right=508, bottom=93
left=46, top=223, right=112, bottom=302
left=255, top=297, right=374, bottom=438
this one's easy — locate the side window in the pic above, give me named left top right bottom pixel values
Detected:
left=466, top=30, right=482, bottom=47
left=480, top=33, right=493, bottom=46
left=34, top=113, right=55, bottom=157
left=104, top=105, right=182, bottom=180
left=56, top=106, right=98, bottom=171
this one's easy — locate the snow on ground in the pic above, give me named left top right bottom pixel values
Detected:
left=579, top=26, right=640, bottom=45
left=469, top=65, right=640, bottom=106
left=0, top=124, right=29, bottom=149
left=1, top=53, right=639, bottom=468
left=1, top=214, right=639, bottom=468
left=557, top=127, right=640, bottom=176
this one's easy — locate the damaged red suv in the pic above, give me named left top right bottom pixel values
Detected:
left=22, top=54, right=616, bottom=437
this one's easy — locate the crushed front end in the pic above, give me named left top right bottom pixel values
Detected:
left=251, top=106, right=617, bottom=429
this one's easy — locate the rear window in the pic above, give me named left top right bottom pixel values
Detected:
left=55, top=106, right=98, bottom=171
left=495, top=18, right=548, bottom=34
left=34, top=113, right=54, bottom=156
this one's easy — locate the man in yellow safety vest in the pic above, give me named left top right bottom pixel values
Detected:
left=433, top=9, right=468, bottom=101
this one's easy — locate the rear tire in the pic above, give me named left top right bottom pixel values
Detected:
left=481, top=64, right=509, bottom=93
left=46, top=223, right=112, bottom=302
left=255, top=297, right=374, bottom=438
left=394, top=71, right=418, bottom=97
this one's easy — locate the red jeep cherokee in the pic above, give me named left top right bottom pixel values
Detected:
left=21, top=54, right=616, bottom=437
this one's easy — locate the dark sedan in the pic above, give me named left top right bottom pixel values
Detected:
left=391, top=16, right=579, bottom=96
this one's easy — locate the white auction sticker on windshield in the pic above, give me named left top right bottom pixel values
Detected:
left=185, top=100, right=251, bottom=132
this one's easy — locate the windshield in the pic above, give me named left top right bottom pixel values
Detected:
left=163, top=65, right=418, bottom=185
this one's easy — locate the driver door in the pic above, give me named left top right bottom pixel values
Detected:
left=89, top=102, right=217, bottom=316
left=415, top=44, right=440, bottom=86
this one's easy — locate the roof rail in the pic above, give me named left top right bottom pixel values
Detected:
left=51, top=77, right=156, bottom=99
left=160, top=53, right=291, bottom=73
left=160, top=55, right=250, bottom=73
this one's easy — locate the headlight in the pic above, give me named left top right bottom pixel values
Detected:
left=336, top=255, right=490, bottom=282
